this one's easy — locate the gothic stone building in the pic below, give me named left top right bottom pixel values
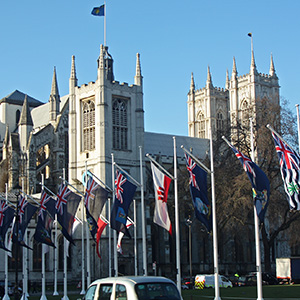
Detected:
left=0, top=45, right=290, bottom=285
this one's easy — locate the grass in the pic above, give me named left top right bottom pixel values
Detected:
left=182, top=284, right=300, bottom=299
left=11, top=284, right=300, bottom=300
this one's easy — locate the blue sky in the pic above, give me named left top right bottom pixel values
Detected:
left=0, top=0, right=299, bottom=136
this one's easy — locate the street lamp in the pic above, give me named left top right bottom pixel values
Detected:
left=185, top=217, right=193, bottom=287
left=13, top=184, right=21, bottom=300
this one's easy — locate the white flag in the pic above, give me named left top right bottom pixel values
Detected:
left=151, top=162, right=172, bottom=235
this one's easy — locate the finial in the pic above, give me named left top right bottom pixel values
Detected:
left=190, top=72, right=195, bottom=91
left=269, top=53, right=276, bottom=77
left=51, top=67, right=59, bottom=96
left=225, top=69, right=229, bottom=90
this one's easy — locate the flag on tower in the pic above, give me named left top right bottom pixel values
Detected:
left=184, top=153, right=212, bottom=232
left=91, top=5, right=105, bottom=16
left=271, top=132, right=300, bottom=210
left=0, top=200, right=14, bottom=251
left=56, top=183, right=81, bottom=244
left=110, top=170, right=136, bottom=237
left=228, top=142, right=270, bottom=222
left=151, top=162, right=172, bottom=235
left=84, top=175, right=109, bottom=240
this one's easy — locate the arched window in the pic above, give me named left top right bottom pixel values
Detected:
left=198, top=112, right=205, bottom=138
left=16, top=109, right=21, bottom=125
left=241, top=100, right=250, bottom=125
left=217, top=112, right=224, bottom=131
left=112, top=97, right=128, bottom=150
left=82, top=100, right=95, bottom=151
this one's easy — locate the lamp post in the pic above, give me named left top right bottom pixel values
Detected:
left=185, top=217, right=193, bottom=287
left=14, top=184, right=21, bottom=300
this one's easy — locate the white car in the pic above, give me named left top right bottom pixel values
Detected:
left=84, top=276, right=183, bottom=300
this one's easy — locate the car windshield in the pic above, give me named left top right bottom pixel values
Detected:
left=135, top=282, right=181, bottom=300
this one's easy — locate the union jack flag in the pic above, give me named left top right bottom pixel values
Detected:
left=272, top=132, right=300, bottom=210
left=55, top=183, right=81, bottom=244
left=185, top=153, right=200, bottom=190
left=38, top=191, right=51, bottom=219
left=0, top=200, right=8, bottom=226
left=56, top=184, right=71, bottom=215
left=84, top=177, right=98, bottom=208
left=110, top=170, right=136, bottom=237
left=115, top=171, right=127, bottom=204
left=18, top=196, right=28, bottom=224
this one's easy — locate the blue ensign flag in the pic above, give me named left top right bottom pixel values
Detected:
left=228, top=143, right=270, bottom=223
left=184, top=153, right=212, bottom=232
left=91, top=5, right=105, bottom=17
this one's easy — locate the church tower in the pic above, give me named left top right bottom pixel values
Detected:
left=69, top=45, right=144, bottom=191
left=188, top=51, right=279, bottom=139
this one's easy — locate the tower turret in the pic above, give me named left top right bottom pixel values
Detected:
left=225, top=69, right=229, bottom=90
left=206, top=66, right=213, bottom=89
left=49, top=67, right=60, bottom=121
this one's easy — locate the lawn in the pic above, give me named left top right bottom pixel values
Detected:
left=13, top=284, right=300, bottom=300
left=182, top=284, right=300, bottom=299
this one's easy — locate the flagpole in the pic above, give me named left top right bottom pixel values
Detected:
left=108, top=197, right=112, bottom=277
left=80, top=165, right=86, bottom=295
left=3, top=183, right=10, bottom=300
left=62, top=169, right=69, bottom=300
left=250, top=119, right=264, bottom=300
left=296, top=104, right=300, bottom=153
left=173, top=137, right=181, bottom=293
left=21, top=178, right=28, bottom=300
left=104, top=0, right=106, bottom=47
left=40, top=174, right=47, bottom=300
left=111, top=153, right=118, bottom=277
left=210, top=126, right=221, bottom=300
left=139, top=146, right=147, bottom=275
left=85, top=162, right=91, bottom=287
left=133, top=200, right=138, bottom=276
left=53, top=212, right=59, bottom=296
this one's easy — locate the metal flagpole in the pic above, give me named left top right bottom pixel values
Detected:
left=250, top=119, right=264, bottom=300
left=108, top=197, right=112, bottom=277
left=53, top=212, right=58, bottom=295
left=85, top=162, right=91, bottom=287
left=296, top=104, right=300, bottom=153
left=139, top=146, right=147, bottom=275
left=40, top=174, right=47, bottom=300
left=62, top=168, right=69, bottom=300
left=111, top=153, right=118, bottom=276
left=80, top=164, right=86, bottom=294
left=210, top=126, right=221, bottom=300
left=21, top=178, right=28, bottom=300
left=173, top=137, right=181, bottom=293
left=133, top=200, right=138, bottom=276
left=3, top=183, right=10, bottom=300
left=104, top=0, right=106, bottom=47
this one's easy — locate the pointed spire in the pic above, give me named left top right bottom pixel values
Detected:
left=51, top=67, right=60, bottom=96
left=232, top=57, right=237, bottom=75
left=134, top=53, right=143, bottom=86
left=269, top=53, right=276, bottom=77
left=70, top=55, right=78, bottom=86
left=250, top=49, right=258, bottom=75
left=190, top=72, right=195, bottom=91
left=49, top=67, right=60, bottom=121
left=206, top=66, right=213, bottom=88
left=19, top=95, right=33, bottom=126
left=225, top=69, right=229, bottom=90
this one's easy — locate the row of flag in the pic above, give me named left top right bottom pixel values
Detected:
left=0, top=127, right=299, bottom=257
